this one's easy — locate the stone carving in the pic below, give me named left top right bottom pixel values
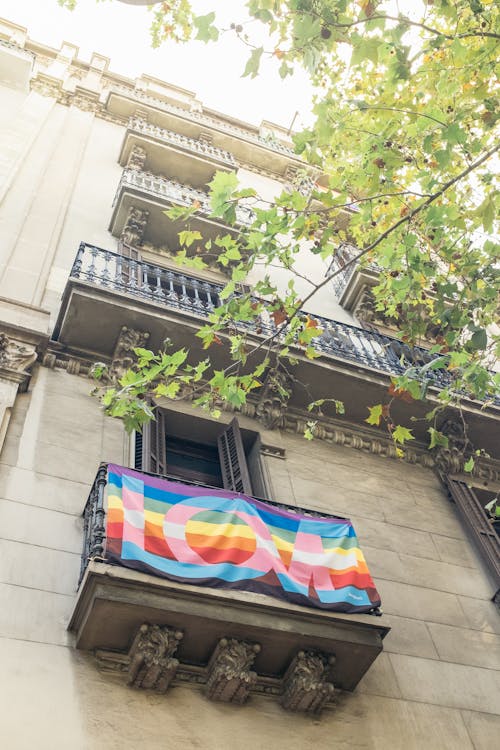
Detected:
left=205, top=638, right=261, bottom=704
left=30, top=76, right=62, bottom=99
left=255, top=369, right=294, bottom=430
left=0, top=334, right=37, bottom=373
left=127, top=144, right=147, bottom=171
left=127, top=623, right=183, bottom=693
left=433, top=418, right=474, bottom=477
left=71, top=93, right=98, bottom=113
left=107, top=326, right=150, bottom=383
left=120, top=205, right=149, bottom=247
left=280, top=650, right=335, bottom=715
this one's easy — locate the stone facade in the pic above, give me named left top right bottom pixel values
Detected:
left=0, top=17, right=499, bottom=750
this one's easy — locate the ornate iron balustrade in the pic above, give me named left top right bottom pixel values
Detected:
left=69, top=242, right=479, bottom=396
left=109, top=84, right=296, bottom=157
left=0, top=38, right=35, bottom=61
left=117, top=168, right=254, bottom=226
left=328, top=244, right=382, bottom=299
left=128, top=117, right=237, bottom=166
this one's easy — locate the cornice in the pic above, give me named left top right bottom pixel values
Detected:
left=40, top=342, right=500, bottom=482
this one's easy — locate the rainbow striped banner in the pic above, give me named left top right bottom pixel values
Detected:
left=105, top=464, right=381, bottom=613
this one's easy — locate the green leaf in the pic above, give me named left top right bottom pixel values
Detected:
left=468, top=328, right=487, bottom=352
left=193, top=12, right=219, bottom=42
left=178, top=230, right=203, bottom=248
left=242, top=47, right=264, bottom=79
left=428, top=428, right=449, bottom=450
left=464, top=457, right=475, bottom=473
left=366, top=404, right=383, bottom=426
left=392, top=425, right=414, bottom=444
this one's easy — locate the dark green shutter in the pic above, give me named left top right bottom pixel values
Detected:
left=137, top=409, right=167, bottom=475
left=217, top=418, right=253, bottom=494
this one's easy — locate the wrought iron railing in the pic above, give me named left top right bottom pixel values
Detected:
left=328, top=244, right=380, bottom=299
left=128, top=117, right=237, bottom=166
left=0, top=38, right=35, bottom=61
left=116, top=168, right=254, bottom=226
left=109, top=84, right=296, bottom=157
left=67, top=242, right=479, bottom=395
left=79, top=463, right=107, bottom=584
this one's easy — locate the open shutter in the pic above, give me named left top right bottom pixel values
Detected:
left=447, top=478, right=500, bottom=596
left=217, top=418, right=253, bottom=494
left=136, top=409, right=167, bottom=475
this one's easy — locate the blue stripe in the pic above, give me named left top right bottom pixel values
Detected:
left=121, top=541, right=265, bottom=582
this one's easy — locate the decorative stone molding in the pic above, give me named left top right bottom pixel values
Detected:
left=108, top=326, right=150, bottom=383
left=127, top=144, right=147, bottom=171
left=30, top=75, right=62, bottom=99
left=120, top=205, right=149, bottom=247
left=280, top=650, right=335, bottom=715
left=205, top=638, right=261, bottom=704
left=255, top=369, right=294, bottom=430
left=126, top=623, right=183, bottom=693
left=71, top=92, right=99, bottom=113
left=0, top=333, right=37, bottom=376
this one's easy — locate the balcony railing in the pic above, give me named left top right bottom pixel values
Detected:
left=128, top=117, right=237, bottom=167
left=116, top=168, right=254, bottom=226
left=0, top=38, right=35, bottom=61
left=329, top=244, right=378, bottom=299
left=68, top=242, right=485, bottom=397
left=72, top=462, right=389, bottom=704
left=109, top=84, right=296, bottom=157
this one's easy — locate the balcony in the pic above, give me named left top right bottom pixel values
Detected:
left=109, top=168, right=254, bottom=247
left=0, top=38, right=34, bottom=91
left=329, top=244, right=379, bottom=312
left=69, top=463, right=389, bottom=712
left=105, top=85, right=302, bottom=176
left=53, top=243, right=500, bottom=455
left=119, top=117, right=237, bottom=189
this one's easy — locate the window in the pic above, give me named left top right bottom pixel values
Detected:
left=134, top=411, right=271, bottom=498
left=447, top=478, right=500, bottom=602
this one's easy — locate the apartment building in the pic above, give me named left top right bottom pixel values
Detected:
left=0, top=18, right=499, bottom=749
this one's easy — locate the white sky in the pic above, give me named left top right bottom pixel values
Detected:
left=0, top=0, right=314, bottom=129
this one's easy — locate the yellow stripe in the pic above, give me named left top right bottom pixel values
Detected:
left=185, top=520, right=256, bottom=540
left=107, top=494, right=123, bottom=510
left=271, top=534, right=294, bottom=552
left=144, top=508, right=167, bottom=526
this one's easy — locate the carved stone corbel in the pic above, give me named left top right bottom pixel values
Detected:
left=127, top=623, right=183, bottom=693
left=107, top=326, right=150, bottom=383
left=255, top=369, right=294, bottom=430
left=205, top=638, right=261, bottom=704
left=120, top=205, right=149, bottom=247
left=0, top=333, right=37, bottom=376
left=127, top=144, right=147, bottom=171
left=280, top=650, right=335, bottom=715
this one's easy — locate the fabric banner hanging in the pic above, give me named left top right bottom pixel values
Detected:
left=105, top=464, right=381, bottom=614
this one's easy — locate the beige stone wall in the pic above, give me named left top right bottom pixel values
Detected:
left=0, top=368, right=499, bottom=749
left=0, top=31, right=498, bottom=750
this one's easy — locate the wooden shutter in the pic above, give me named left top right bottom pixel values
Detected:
left=217, top=418, right=253, bottom=494
left=447, top=478, right=500, bottom=594
left=138, top=409, right=167, bottom=475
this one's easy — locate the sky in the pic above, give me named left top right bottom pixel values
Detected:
left=0, top=0, right=315, bottom=130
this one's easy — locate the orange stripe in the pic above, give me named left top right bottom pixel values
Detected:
left=185, top=532, right=256, bottom=552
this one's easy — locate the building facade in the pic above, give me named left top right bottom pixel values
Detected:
left=0, top=18, right=499, bottom=750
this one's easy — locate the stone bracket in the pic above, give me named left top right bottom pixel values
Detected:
left=95, top=625, right=339, bottom=714
left=280, top=650, right=336, bottom=715
left=127, top=623, right=183, bottom=693
left=205, top=638, right=261, bottom=705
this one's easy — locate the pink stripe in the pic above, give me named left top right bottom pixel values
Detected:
left=122, top=486, right=146, bottom=512
left=122, top=521, right=145, bottom=548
